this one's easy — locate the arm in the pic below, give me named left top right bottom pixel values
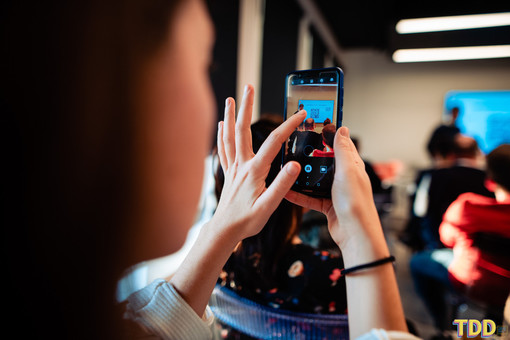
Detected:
left=286, top=127, right=408, bottom=339
left=439, top=219, right=462, bottom=248
left=169, top=84, right=306, bottom=317
left=439, top=194, right=477, bottom=248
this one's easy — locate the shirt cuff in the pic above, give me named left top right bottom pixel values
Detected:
left=125, top=279, right=213, bottom=340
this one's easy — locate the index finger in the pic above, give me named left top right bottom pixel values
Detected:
left=253, top=110, right=307, bottom=168
left=235, top=84, right=255, bottom=162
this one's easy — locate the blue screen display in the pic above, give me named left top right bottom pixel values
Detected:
left=445, top=90, right=510, bottom=154
left=298, top=100, right=334, bottom=124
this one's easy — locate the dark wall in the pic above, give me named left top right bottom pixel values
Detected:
left=260, top=0, right=302, bottom=117
left=206, top=0, right=239, bottom=123
left=207, top=0, right=333, bottom=123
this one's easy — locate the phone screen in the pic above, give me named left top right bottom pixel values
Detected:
left=282, top=67, right=344, bottom=198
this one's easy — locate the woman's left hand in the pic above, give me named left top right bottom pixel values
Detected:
left=212, top=84, right=306, bottom=244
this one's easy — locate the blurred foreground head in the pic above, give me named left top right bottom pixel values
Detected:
left=2, top=0, right=216, bottom=337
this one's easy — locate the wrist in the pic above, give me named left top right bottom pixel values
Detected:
left=341, top=255, right=395, bottom=276
left=201, top=216, right=242, bottom=252
left=338, top=225, right=390, bottom=268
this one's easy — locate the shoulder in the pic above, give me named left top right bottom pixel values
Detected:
left=452, top=192, right=506, bottom=213
left=444, top=192, right=486, bottom=216
left=455, top=192, right=495, bottom=205
left=444, top=192, right=509, bottom=227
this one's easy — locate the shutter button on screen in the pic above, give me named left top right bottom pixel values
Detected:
left=304, top=164, right=312, bottom=173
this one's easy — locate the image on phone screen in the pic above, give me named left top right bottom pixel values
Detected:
left=282, top=67, right=344, bottom=198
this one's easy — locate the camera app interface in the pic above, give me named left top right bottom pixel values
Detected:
left=283, top=69, right=342, bottom=195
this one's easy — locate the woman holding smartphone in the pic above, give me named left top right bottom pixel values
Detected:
left=3, top=0, right=417, bottom=339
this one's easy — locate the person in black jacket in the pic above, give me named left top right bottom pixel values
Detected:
left=423, top=134, right=494, bottom=249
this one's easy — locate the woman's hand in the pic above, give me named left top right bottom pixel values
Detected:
left=212, top=84, right=306, bottom=244
left=286, top=126, right=408, bottom=338
left=285, top=126, right=388, bottom=261
left=170, top=84, right=305, bottom=317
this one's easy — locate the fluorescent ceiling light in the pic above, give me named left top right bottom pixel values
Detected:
left=396, top=12, right=510, bottom=34
left=392, top=45, right=510, bottom=63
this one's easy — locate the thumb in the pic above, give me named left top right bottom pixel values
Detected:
left=334, top=126, right=354, bottom=165
left=254, top=161, right=301, bottom=212
left=334, top=126, right=366, bottom=178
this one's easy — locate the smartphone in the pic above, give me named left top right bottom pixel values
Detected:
left=282, top=67, right=344, bottom=198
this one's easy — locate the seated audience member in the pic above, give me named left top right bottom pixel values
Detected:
left=310, top=123, right=336, bottom=157
left=424, top=134, right=493, bottom=249
left=323, top=118, right=331, bottom=125
left=400, top=124, right=460, bottom=251
left=215, top=117, right=347, bottom=338
left=410, top=144, right=510, bottom=338
left=288, top=117, right=323, bottom=158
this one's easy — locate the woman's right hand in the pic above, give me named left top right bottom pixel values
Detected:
left=287, top=126, right=407, bottom=338
left=286, top=126, right=389, bottom=262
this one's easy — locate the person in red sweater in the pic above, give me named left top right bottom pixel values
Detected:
left=410, top=143, right=510, bottom=338
left=440, top=194, right=510, bottom=305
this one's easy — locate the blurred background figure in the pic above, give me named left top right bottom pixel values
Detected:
left=424, top=134, right=493, bottom=249
left=410, top=144, right=510, bottom=340
left=399, top=124, right=460, bottom=250
left=447, top=107, right=460, bottom=126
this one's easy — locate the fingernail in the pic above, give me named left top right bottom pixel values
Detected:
left=286, top=162, right=300, bottom=176
left=225, top=98, right=231, bottom=106
left=340, top=127, right=349, bottom=137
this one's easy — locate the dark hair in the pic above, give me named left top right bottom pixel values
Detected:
left=2, top=0, right=183, bottom=338
left=486, top=144, right=510, bottom=192
left=215, top=115, right=303, bottom=290
left=322, top=124, right=336, bottom=148
left=426, top=125, right=460, bottom=158
left=304, top=117, right=315, bottom=129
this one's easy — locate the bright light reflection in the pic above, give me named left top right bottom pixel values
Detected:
left=392, top=45, right=510, bottom=63
left=396, top=12, right=510, bottom=34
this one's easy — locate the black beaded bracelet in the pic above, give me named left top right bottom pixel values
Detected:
left=341, top=255, right=395, bottom=276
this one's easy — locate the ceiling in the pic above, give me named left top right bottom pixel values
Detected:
left=313, top=0, right=510, bottom=53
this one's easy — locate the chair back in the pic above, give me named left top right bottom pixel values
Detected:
left=209, top=284, right=349, bottom=340
left=464, top=232, right=510, bottom=308
left=473, top=232, right=510, bottom=258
